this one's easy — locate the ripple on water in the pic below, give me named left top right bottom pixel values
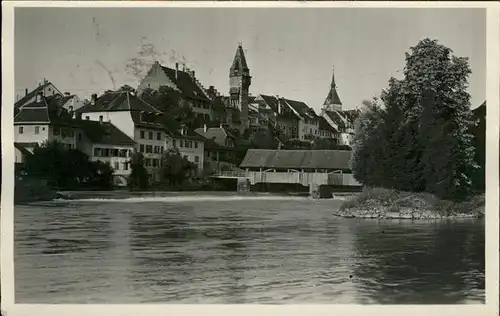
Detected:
left=14, top=195, right=485, bottom=304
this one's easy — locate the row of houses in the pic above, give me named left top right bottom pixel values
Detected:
left=14, top=44, right=361, bottom=186
left=134, top=44, right=360, bottom=145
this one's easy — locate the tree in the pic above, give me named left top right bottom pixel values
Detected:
left=159, top=147, right=196, bottom=186
left=350, top=38, right=477, bottom=200
left=128, top=152, right=149, bottom=190
left=24, top=140, right=114, bottom=189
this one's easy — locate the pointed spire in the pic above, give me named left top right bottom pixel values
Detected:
left=230, top=43, right=250, bottom=77
left=323, top=65, right=342, bottom=108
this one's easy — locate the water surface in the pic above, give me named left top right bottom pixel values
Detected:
left=15, top=192, right=485, bottom=304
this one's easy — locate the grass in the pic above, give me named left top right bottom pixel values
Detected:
left=340, top=187, right=485, bottom=217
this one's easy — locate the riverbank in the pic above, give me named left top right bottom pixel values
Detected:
left=336, top=187, right=485, bottom=220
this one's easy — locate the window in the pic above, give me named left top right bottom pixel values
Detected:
left=146, top=145, right=153, bottom=153
left=154, top=146, right=160, bottom=154
left=160, top=146, right=164, bottom=153
left=85, top=116, right=90, bottom=120
left=35, top=126, right=40, bottom=134
left=148, top=131, right=153, bottom=140
left=139, top=144, right=145, bottom=153
left=78, top=133, right=82, bottom=141
left=69, top=106, right=73, bottom=112
left=99, top=115, right=103, bottom=123
left=123, top=162, right=129, bottom=171
left=156, top=132, right=162, bottom=141
left=179, top=140, right=183, bottom=148
left=18, top=126, right=24, bottom=134
left=114, top=162, right=119, bottom=170
left=152, top=159, right=159, bottom=168
left=173, top=139, right=176, bottom=147
left=119, top=149, right=127, bottom=157
left=195, top=156, right=199, bottom=163
left=194, top=141, right=198, bottom=149
left=145, top=159, right=152, bottom=167
left=94, top=148, right=100, bottom=157
left=140, top=131, right=145, bottom=139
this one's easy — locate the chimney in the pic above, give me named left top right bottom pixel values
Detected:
left=182, top=63, right=186, bottom=71
left=276, top=95, right=281, bottom=114
left=203, top=124, right=207, bottom=133
left=25, top=88, right=28, bottom=96
left=192, top=70, right=195, bottom=79
left=64, top=92, right=71, bottom=96
left=175, top=62, right=179, bottom=80
left=91, top=93, right=97, bottom=105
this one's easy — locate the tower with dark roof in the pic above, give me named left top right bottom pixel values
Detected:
left=229, top=43, right=252, bottom=133
left=323, top=66, right=342, bottom=112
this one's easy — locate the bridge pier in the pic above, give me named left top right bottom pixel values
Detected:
left=237, top=178, right=251, bottom=194
left=309, top=183, right=333, bottom=199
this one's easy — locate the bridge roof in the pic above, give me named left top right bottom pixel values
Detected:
left=240, top=149, right=351, bottom=170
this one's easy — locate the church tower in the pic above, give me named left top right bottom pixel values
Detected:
left=323, top=66, right=342, bottom=112
left=229, top=43, right=251, bottom=133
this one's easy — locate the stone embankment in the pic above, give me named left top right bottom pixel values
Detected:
left=333, top=207, right=481, bottom=220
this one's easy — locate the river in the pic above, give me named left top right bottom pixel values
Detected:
left=14, top=192, right=485, bottom=304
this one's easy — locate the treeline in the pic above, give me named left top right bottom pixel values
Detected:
left=350, top=38, right=482, bottom=201
left=23, top=140, right=114, bottom=189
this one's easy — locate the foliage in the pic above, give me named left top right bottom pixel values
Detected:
left=24, top=140, right=114, bottom=189
left=350, top=38, right=478, bottom=201
left=159, top=146, right=197, bottom=186
left=128, top=151, right=149, bottom=191
left=119, top=84, right=136, bottom=93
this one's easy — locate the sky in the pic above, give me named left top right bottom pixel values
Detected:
left=15, top=7, right=486, bottom=111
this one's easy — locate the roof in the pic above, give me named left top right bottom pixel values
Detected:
left=230, top=45, right=250, bottom=76
left=257, top=94, right=299, bottom=120
left=14, top=96, right=51, bottom=123
left=318, top=116, right=338, bottom=133
left=240, top=149, right=352, bottom=170
left=324, top=110, right=347, bottom=130
left=283, top=98, right=318, bottom=119
left=323, top=67, right=342, bottom=106
left=76, top=91, right=161, bottom=114
left=160, top=66, right=210, bottom=102
left=163, top=117, right=205, bottom=141
left=75, top=120, right=136, bottom=146
left=341, top=109, right=361, bottom=124
left=15, top=82, right=58, bottom=108
left=14, top=142, right=35, bottom=156
left=195, top=126, right=236, bottom=146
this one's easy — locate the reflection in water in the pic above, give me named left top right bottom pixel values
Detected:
left=15, top=194, right=484, bottom=304
left=352, top=220, right=484, bottom=304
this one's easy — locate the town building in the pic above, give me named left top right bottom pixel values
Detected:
left=254, top=94, right=299, bottom=139
left=228, top=44, right=252, bottom=134
left=75, top=120, right=137, bottom=186
left=75, top=90, right=205, bottom=178
left=282, top=98, right=320, bottom=140
left=14, top=91, right=79, bottom=151
left=136, top=61, right=213, bottom=121
left=76, top=90, right=167, bottom=181
left=15, top=79, right=62, bottom=109
left=195, top=124, right=238, bottom=171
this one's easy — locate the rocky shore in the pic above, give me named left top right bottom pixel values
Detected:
left=333, top=206, right=482, bottom=220
left=336, top=188, right=485, bottom=220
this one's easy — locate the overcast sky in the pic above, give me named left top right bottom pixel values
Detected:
left=15, top=7, right=486, bottom=111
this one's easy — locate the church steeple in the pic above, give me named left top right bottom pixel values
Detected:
left=229, top=43, right=252, bottom=133
left=230, top=43, right=250, bottom=78
left=323, top=65, right=342, bottom=111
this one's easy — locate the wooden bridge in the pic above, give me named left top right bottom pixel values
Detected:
left=211, top=149, right=362, bottom=197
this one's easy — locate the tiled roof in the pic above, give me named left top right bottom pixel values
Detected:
left=259, top=94, right=279, bottom=112
left=74, top=120, right=136, bottom=146
left=240, top=149, right=352, bottom=170
left=230, top=45, right=250, bottom=76
left=162, top=117, right=205, bottom=141
left=15, top=82, right=54, bottom=108
left=283, top=98, right=318, bottom=119
left=195, top=126, right=236, bottom=146
left=130, top=111, right=166, bottom=130
left=76, top=91, right=161, bottom=114
left=318, top=116, right=338, bottom=133
left=160, top=66, right=210, bottom=102
left=324, top=110, right=347, bottom=130
left=341, top=109, right=361, bottom=124
left=323, top=67, right=342, bottom=106
left=14, top=96, right=51, bottom=123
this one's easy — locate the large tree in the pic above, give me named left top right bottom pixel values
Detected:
left=128, top=152, right=149, bottom=190
left=351, top=38, right=477, bottom=200
left=159, top=147, right=196, bottom=186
